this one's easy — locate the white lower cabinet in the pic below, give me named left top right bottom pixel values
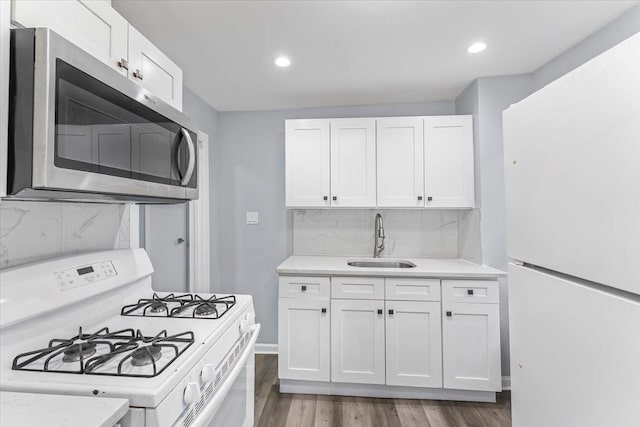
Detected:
left=386, top=300, right=442, bottom=388
left=278, top=274, right=501, bottom=399
left=278, top=298, right=330, bottom=381
left=442, top=302, right=501, bottom=391
left=331, top=299, right=386, bottom=384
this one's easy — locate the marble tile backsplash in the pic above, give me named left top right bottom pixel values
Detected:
left=293, top=209, right=458, bottom=258
left=0, top=201, right=131, bottom=269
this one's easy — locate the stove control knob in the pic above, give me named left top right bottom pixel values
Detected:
left=183, top=382, right=201, bottom=406
left=201, top=364, right=215, bottom=384
left=239, top=319, right=249, bottom=334
left=246, top=312, right=256, bottom=326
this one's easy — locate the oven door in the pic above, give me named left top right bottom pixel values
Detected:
left=13, top=28, right=198, bottom=201
left=189, top=324, right=260, bottom=427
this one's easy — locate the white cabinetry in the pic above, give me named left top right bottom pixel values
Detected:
left=424, top=116, right=474, bottom=208
left=285, top=115, right=475, bottom=209
left=127, top=26, right=183, bottom=110
left=330, top=119, right=376, bottom=207
left=11, top=0, right=183, bottom=110
left=12, top=0, right=128, bottom=74
left=331, top=298, right=386, bottom=384
left=442, top=280, right=501, bottom=391
left=278, top=297, right=330, bottom=381
left=376, top=117, right=425, bottom=207
left=285, top=120, right=330, bottom=208
left=386, top=300, right=442, bottom=388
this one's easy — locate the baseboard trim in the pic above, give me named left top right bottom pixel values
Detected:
left=502, top=376, right=511, bottom=390
left=255, top=343, right=279, bottom=354
left=280, top=379, right=497, bottom=403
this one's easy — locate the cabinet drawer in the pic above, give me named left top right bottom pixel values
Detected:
left=442, top=280, right=499, bottom=304
left=279, top=276, right=330, bottom=298
left=385, top=278, right=441, bottom=301
left=331, top=277, right=384, bottom=300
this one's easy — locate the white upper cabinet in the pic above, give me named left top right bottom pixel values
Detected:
left=12, top=0, right=183, bottom=110
left=424, top=116, right=474, bottom=208
left=128, top=26, right=183, bottom=110
left=376, top=117, right=424, bottom=207
left=330, top=119, right=376, bottom=207
left=285, top=120, right=331, bottom=208
left=12, top=0, right=129, bottom=75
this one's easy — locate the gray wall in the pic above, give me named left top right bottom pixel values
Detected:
left=215, top=100, right=454, bottom=345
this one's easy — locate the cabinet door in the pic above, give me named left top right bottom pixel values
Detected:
left=330, top=119, right=376, bottom=207
left=331, top=299, right=385, bottom=384
left=285, top=119, right=330, bottom=207
left=442, top=303, right=501, bottom=391
left=278, top=298, right=330, bottom=381
left=128, top=26, right=183, bottom=110
left=424, top=116, right=474, bottom=208
left=376, top=118, right=424, bottom=207
left=12, top=0, right=128, bottom=75
left=386, top=301, right=442, bottom=388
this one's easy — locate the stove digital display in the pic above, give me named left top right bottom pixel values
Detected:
left=77, top=266, right=94, bottom=275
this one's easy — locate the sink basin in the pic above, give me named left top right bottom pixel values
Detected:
left=347, top=260, right=416, bottom=269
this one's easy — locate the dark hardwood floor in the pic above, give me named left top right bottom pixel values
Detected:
left=254, top=354, right=512, bottom=427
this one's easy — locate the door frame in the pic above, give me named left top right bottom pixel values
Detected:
left=188, top=131, right=210, bottom=293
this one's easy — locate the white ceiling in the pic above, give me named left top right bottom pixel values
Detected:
left=112, top=0, right=637, bottom=111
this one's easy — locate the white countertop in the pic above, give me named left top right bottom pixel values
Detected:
left=277, top=256, right=506, bottom=278
left=0, top=391, right=129, bottom=427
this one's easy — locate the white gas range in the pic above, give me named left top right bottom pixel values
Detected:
left=0, top=249, right=260, bottom=427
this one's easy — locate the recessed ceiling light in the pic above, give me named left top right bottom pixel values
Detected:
left=274, top=56, right=291, bottom=67
left=467, top=42, right=487, bottom=54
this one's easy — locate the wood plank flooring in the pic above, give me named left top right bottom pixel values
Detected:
left=254, top=354, right=512, bottom=427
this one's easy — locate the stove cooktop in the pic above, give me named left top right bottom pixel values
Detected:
left=12, top=327, right=194, bottom=378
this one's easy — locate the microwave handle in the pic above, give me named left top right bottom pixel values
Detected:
left=180, top=128, right=196, bottom=186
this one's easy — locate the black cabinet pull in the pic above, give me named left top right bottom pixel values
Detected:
left=417, top=196, right=423, bottom=201
left=467, top=289, right=474, bottom=295
left=446, top=311, right=452, bottom=317
left=377, top=309, right=383, bottom=315
left=332, top=196, right=337, bottom=201
left=321, top=308, right=327, bottom=313
left=388, top=309, right=394, bottom=315
left=323, top=196, right=328, bottom=201
left=301, top=285, right=307, bottom=291
left=427, top=196, right=433, bottom=201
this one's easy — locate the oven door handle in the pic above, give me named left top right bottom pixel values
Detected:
left=180, top=128, right=196, bottom=186
left=189, top=323, right=261, bottom=427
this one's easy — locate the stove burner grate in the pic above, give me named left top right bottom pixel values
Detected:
left=12, top=327, right=194, bottom=378
left=121, top=293, right=236, bottom=319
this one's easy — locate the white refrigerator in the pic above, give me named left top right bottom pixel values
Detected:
left=503, top=32, right=640, bottom=427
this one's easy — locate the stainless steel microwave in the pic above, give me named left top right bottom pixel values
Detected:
left=7, top=28, right=198, bottom=203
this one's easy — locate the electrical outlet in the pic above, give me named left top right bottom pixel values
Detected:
left=246, top=212, right=259, bottom=225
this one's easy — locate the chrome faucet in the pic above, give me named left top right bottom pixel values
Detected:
left=373, top=213, right=385, bottom=258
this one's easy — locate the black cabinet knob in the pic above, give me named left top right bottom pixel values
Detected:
left=332, top=196, right=337, bottom=201
left=417, top=196, right=423, bottom=201
left=301, top=285, right=307, bottom=291
left=446, top=311, right=452, bottom=317
left=427, top=196, right=433, bottom=201
left=323, top=196, right=328, bottom=201
left=467, top=289, right=474, bottom=295
left=321, top=308, right=327, bottom=313
left=377, top=309, right=383, bottom=315
left=388, top=309, right=394, bottom=315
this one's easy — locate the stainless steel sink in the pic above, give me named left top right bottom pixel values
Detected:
left=347, top=260, right=416, bottom=269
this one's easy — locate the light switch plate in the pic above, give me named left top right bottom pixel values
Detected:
left=246, top=212, right=259, bottom=225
